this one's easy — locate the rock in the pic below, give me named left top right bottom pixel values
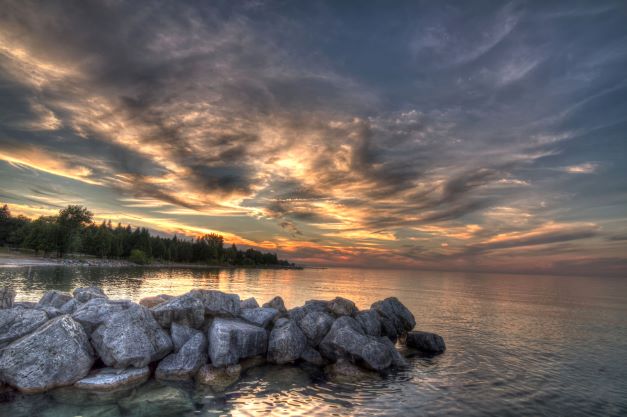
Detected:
left=406, top=331, right=446, bottom=354
left=170, top=322, right=201, bottom=352
left=38, top=306, right=62, bottom=318
left=139, top=294, right=173, bottom=308
left=325, top=359, right=381, bottom=383
left=298, top=311, right=334, bottom=346
left=156, top=332, right=207, bottom=380
left=239, top=355, right=267, bottom=371
left=118, top=383, right=194, bottom=417
left=72, top=298, right=133, bottom=334
left=371, top=297, right=415, bottom=342
left=239, top=307, right=278, bottom=328
left=208, top=318, right=268, bottom=367
left=0, top=315, right=94, bottom=393
left=12, top=301, right=36, bottom=309
left=262, top=296, right=287, bottom=314
left=0, top=287, right=15, bottom=309
left=188, top=289, right=240, bottom=317
left=91, top=304, right=173, bottom=368
left=300, top=346, right=327, bottom=366
left=378, top=336, right=409, bottom=367
left=267, top=319, right=307, bottom=364
left=40, top=403, right=121, bottom=417
left=319, top=316, right=395, bottom=371
left=151, top=293, right=205, bottom=329
left=355, top=309, right=382, bottom=337
left=195, top=364, right=241, bottom=391
left=240, top=297, right=259, bottom=309
left=37, top=290, right=73, bottom=309
left=73, top=287, right=107, bottom=303
left=328, top=296, right=358, bottom=317
left=0, top=306, right=48, bottom=348
left=74, top=367, right=150, bottom=391
left=59, top=298, right=81, bottom=314
left=287, top=306, right=307, bottom=325
left=304, top=299, right=330, bottom=313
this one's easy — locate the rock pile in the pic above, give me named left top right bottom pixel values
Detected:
left=0, top=287, right=445, bottom=393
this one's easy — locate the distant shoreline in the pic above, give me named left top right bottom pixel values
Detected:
left=0, top=252, right=302, bottom=270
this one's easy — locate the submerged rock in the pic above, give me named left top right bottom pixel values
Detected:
left=406, top=331, right=446, bottom=354
left=262, top=296, right=287, bottom=314
left=188, top=289, right=240, bottom=317
left=195, top=363, right=241, bottom=391
left=151, top=293, right=205, bottom=329
left=73, top=287, right=107, bottom=303
left=91, top=305, right=172, bottom=368
left=72, top=298, right=133, bottom=334
left=74, top=367, right=150, bottom=391
left=239, top=307, right=278, bottom=328
left=156, top=332, right=207, bottom=380
left=325, top=359, right=381, bottom=383
left=208, top=318, right=268, bottom=367
left=240, top=297, right=259, bottom=309
left=37, top=290, right=73, bottom=309
left=170, top=322, right=201, bottom=352
left=0, top=315, right=94, bottom=393
left=0, top=306, right=48, bottom=348
left=300, top=346, right=327, bottom=366
left=267, top=319, right=307, bottom=364
left=0, top=287, right=15, bottom=309
left=328, top=297, right=358, bottom=317
left=40, top=403, right=121, bottom=417
left=118, top=383, right=194, bottom=417
left=371, top=297, right=416, bottom=342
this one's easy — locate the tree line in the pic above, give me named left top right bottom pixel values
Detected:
left=0, top=204, right=294, bottom=267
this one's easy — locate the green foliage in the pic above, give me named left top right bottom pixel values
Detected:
left=128, top=249, right=150, bottom=265
left=0, top=203, right=294, bottom=267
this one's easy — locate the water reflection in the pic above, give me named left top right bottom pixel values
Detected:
left=1, top=266, right=626, bottom=416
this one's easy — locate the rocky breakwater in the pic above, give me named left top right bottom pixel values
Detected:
left=0, top=286, right=445, bottom=394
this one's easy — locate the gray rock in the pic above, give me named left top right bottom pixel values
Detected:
left=91, top=304, right=173, bottom=368
left=267, top=319, right=307, bottom=364
left=72, top=298, right=133, bottom=334
left=240, top=297, right=259, bottom=309
left=196, top=363, right=241, bottom=391
left=170, top=322, right=201, bottom=352
left=325, top=358, right=381, bottom=383
left=0, top=287, right=15, bottom=309
left=371, top=297, right=416, bottom=342
left=38, top=306, right=62, bottom=318
left=298, top=311, right=334, bottom=346
left=37, top=290, right=73, bottom=309
left=239, top=307, right=278, bottom=328
left=59, top=298, right=81, bottom=314
left=355, top=309, right=382, bottom=337
left=156, top=332, right=207, bottom=380
left=304, top=299, right=330, bottom=313
left=151, top=293, right=205, bottom=329
left=287, top=306, right=307, bottom=325
left=262, top=296, right=287, bottom=313
left=406, top=331, right=446, bottom=354
left=300, top=346, right=327, bottom=366
left=139, top=294, right=173, bottom=308
left=0, top=315, right=94, bottom=393
left=328, top=296, right=358, bottom=317
left=208, top=318, right=268, bottom=367
left=12, top=301, right=36, bottom=309
left=73, top=287, right=107, bottom=303
left=0, top=306, right=48, bottom=348
left=74, top=367, right=150, bottom=391
left=319, top=316, right=395, bottom=371
left=188, top=289, right=240, bottom=317
left=378, top=336, right=409, bottom=367
left=118, top=383, right=194, bottom=417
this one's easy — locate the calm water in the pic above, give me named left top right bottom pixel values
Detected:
left=1, top=266, right=626, bottom=417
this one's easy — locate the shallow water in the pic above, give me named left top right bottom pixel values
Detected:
left=1, top=266, right=626, bottom=416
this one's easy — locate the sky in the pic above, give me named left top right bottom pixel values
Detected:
left=0, top=1, right=626, bottom=276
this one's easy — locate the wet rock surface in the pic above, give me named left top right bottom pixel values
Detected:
left=74, top=367, right=150, bottom=391
left=406, top=331, right=446, bottom=353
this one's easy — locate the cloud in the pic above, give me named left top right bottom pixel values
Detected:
left=560, top=163, right=599, bottom=174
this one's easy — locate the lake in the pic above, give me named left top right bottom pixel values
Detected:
left=1, top=266, right=626, bottom=416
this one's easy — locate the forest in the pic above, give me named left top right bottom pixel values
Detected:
left=0, top=204, right=294, bottom=267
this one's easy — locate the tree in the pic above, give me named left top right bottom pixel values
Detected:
left=56, top=205, right=93, bottom=257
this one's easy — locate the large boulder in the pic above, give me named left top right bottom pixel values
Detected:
left=239, top=307, right=278, bottom=328
left=72, top=298, right=133, bottom=334
left=196, top=364, right=241, bottom=391
left=0, top=315, right=94, bottom=393
left=328, top=297, right=358, bottom=317
left=240, top=297, right=259, bottom=309
left=156, top=332, right=207, bottom=380
left=208, top=318, right=268, bottom=367
left=151, top=294, right=205, bottom=329
left=319, top=316, right=396, bottom=371
left=262, top=296, right=287, bottom=314
left=170, top=322, right=201, bottom=352
left=91, top=305, right=173, bottom=368
left=267, top=319, right=307, bottom=364
left=355, top=309, right=382, bottom=337
left=188, top=289, right=240, bottom=317
left=406, top=331, right=446, bottom=354
left=0, top=287, right=15, bottom=309
left=0, top=306, right=48, bottom=348
left=371, top=297, right=415, bottom=342
left=37, top=290, right=73, bottom=309
left=73, top=287, right=107, bottom=303
left=298, top=311, right=334, bottom=346
left=139, top=294, right=173, bottom=308
left=74, top=367, right=150, bottom=391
